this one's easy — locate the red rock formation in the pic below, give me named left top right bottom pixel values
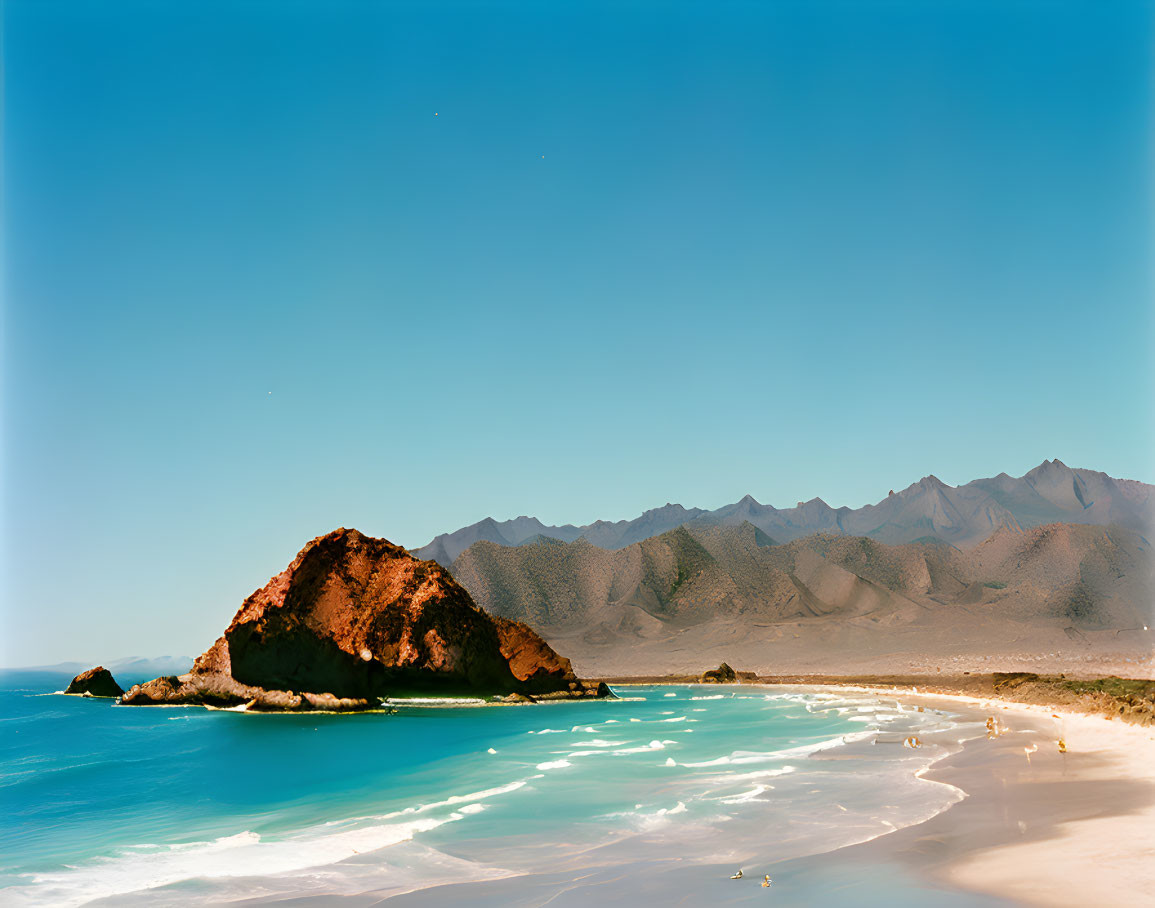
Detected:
left=121, top=528, right=605, bottom=710
left=65, top=666, right=124, bottom=697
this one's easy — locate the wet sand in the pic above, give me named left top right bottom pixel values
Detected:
left=883, top=693, right=1155, bottom=907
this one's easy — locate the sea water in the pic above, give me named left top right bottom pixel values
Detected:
left=0, top=671, right=992, bottom=906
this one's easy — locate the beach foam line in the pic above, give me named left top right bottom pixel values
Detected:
left=760, top=731, right=876, bottom=759
left=9, top=776, right=537, bottom=907
left=718, top=784, right=770, bottom=804
left=16, top=815, right=462, bottom=907
left=679, top=732, right=874, bottom=768
left=371, top=778, right=530, bottom=819
left=623, top=800, right=691, bottom=830
left=709, top=766, right=796, bottom=782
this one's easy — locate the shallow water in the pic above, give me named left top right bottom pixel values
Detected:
left=0, top=672, right=997, bottom=905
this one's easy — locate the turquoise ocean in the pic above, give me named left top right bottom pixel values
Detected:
left=0, top=671, right=1004, bottom=906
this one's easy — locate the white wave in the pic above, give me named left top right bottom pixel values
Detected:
left=678, top=732, right=871, bottom=770
left=690, top=695, right=724, bottom=700
left=17, top=814, right=462, bottom=907
left=571, top=739, right=625, bottom=747
left=663, top=692, right=677, bottom=697
left=719, top=785, right=770, bottom=804
left=385, top=697, right=488, bottom=706
left=768, top=732, right=875, bottom=759
left=536, top=760, right=572, bottom=770
left=618, top=797, right=692, bottom=832
left=659, top=716, right=687, bottom=723
left=709, top=767, right=796, bottom=782
left=376, top=779, right=529, bottom=818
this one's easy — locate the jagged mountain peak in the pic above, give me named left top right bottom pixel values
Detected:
left=641, top=502, right=694, bottom=517
left=414, top=462, right=1153, bottom=566
left=1025, top=458, right=1071, bottom=476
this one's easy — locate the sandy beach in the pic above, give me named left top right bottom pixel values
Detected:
left=687, top=685, right=1155, bottom=908
left=876, top=691, right=1155, bottom=907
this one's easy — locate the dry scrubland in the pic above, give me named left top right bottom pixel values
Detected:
left=450, top=521, right=1152, bottom=679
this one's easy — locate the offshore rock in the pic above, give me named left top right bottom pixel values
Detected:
left=119, top=528, right=604, bottom=710
left=700, top=662, right=738, bottom=684
left=65, top=666, right=124, bottom=698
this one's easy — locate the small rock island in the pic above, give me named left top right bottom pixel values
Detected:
left=65, top=666, right=125, bottom=698
left=120, top=528, right=610, bottom=711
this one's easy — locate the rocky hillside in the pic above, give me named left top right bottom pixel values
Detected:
left=416, top=461, right=1153, bottom=564
left=450, top=521, right=1153, bottom=677
left=121, top=529, right=607, bottom=710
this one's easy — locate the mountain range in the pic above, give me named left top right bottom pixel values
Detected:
left=4, top=655, right=193, bottom=679
left=449, top=521, right=1153, bottom=677
left=415, top=460, right=1153, bottom=566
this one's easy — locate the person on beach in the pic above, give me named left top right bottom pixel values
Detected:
left=731, top=870, right=743, bottom=879
left=762, top=875, right=773, bottom=888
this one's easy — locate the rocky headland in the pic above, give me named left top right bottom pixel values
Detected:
left=120, top=528, right=608, bottom=711
left=64, top=666, right=125, bottom=698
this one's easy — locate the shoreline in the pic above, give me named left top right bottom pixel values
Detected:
left=750, top=683, right=1155, bottom=906
left=596, top=672, right=1155, bottom=726
left=337, top=682, right=1155, bottom=906
left=58, top=680, right=1155, bottom=906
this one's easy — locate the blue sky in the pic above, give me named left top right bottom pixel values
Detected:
left=3, top=0, right=1152, bottom=665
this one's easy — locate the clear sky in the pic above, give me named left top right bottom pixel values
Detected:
left=2, top=0, right=1152, bottom=666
